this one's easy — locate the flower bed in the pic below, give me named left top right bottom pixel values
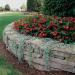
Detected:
left=3, top=15, right=75, bottom=73
left=13, top=15, right=75, bottom=44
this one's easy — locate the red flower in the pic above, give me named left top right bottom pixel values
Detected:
left=47, top=25, right=52, bottom=29
left=65, top=17, right=75, bottom=23
left=38, top=23, right=42, bottom=27
left=68, top=17, right=73, bottom=22
left=72, top=18, right=75, bottom=23
left=70, top=27, right=75, bottom=30
left=42, top=18, right=47, bottom=23
left=51, top=31, right=59, bottom=37
left=64, top=26, right=69, bottom=30
left=38, top=15, right=42, bottom=19
left=13, top=25, right=19, bottom=31
left=38, top=32, right=47, bottom=38
left=23, top=24, right=29, bottom=28
left=33, top=18, right=37, bottom=23
left=48, top=22, right=58, bottom=30
left=64, top=36, right=69, bottom=39
left=42, top=27, right=47, bottom=31
left=58, top=19, right=63, bottom=24
left=50, top=21, right=55, bottom=26
left=13, top=22, right=20, bottom=30
left=32, top=25, right=37, bottom=30
left=54, top=16, right=58, bottom=19
left=26, top=28, right=32, bottom=31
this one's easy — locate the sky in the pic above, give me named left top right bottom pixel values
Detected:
left=0, top=0, right=27, bottom=10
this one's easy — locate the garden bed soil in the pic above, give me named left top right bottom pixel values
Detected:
left=0, top=40, right=74, bottom=75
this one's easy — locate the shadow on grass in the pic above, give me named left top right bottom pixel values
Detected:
left=0, top=55, right=22, bottom=75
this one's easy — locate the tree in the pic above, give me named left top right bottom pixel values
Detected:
left=5, top=4, right=10, bottom=11
left=20, top=4, right=26, bottom=12
left=35, top=0, right=41, bottom=12
left=43, top=0, right=75, bottom=17
left=27, top=0, right=41, bottom=12
left=27, top=0, right=32, bottom=11
left=0, top=7, right=4, bottom=11
left=27, top=0, right=34, bottom=11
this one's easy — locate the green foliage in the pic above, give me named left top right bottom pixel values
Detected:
left=0, top=56, right=22, bottom=75
left=5, top=4, right=10, bottom=11
left=27, top=0, right=33, bottom=11
left=27, top=0, right=42, bottom=12
left=43, top=0, right=75, bottom=17
left=0, top=7, right=4, bottom=11
left=14, top=15, right=75, bottom=44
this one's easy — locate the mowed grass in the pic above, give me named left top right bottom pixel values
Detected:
left=0, top=56, right=22, bottom=75
left=0, top=12, right=24, bottom=75
left=0, top=12, right=25, bottom=39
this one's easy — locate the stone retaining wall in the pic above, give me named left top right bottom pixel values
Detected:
left=3, top=23, right=75, bottom=73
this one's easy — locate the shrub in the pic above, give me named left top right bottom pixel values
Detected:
left=27, top=0, right=42, bottom=12
left=0, top=7, right=4, bottom=11
left=5, top=4, right=10, bottom=11
left=43, top=0, right=75, bottom=17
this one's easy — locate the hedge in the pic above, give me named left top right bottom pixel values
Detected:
left=27, top=0, right=41, bottom=12
left=43, top=0, right=75, bottom=17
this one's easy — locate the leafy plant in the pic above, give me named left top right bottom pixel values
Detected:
left=13, top=15, right=75, bottom=44
left=43, top=0, right=75, bottom=17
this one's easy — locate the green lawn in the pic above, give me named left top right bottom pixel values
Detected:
left=0, top=12, right=25, bottom=75
left=0, top=12, right=25, bottom=39
left=0, top=56, right=22, bottom=75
